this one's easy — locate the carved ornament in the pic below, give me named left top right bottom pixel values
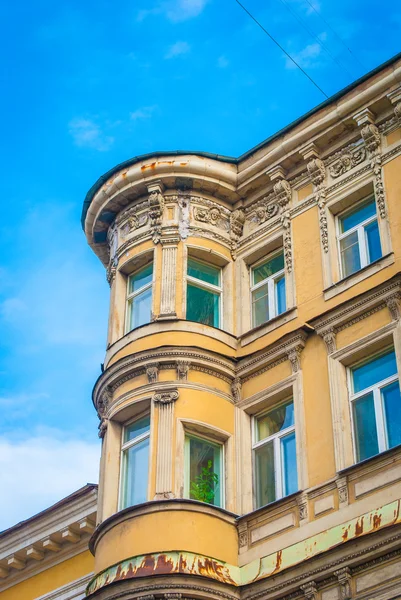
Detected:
left=153, top=390, right=179, bottom=405
left=194, top=206, right=221, bottom=226
left=176, top=360, right=190, bottom=381
left=281, top=210, right=293, bottom=273
left=146, top=363, right=160, bottom=383
left=231, top=377, right=242, bottom=404
left=334, top=567, right=352, bottom=600
left=328, top=146, right=366, bottom=178
left=148, top=188, right=165, bottom=243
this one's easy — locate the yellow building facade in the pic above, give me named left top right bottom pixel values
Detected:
left=2, top=53, right=401, bottom=600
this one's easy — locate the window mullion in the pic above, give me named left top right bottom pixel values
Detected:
left=358, top=226, right=368, bottom=267
left=374, top=386, right=387, bottom=452
left=268, top=278, right=275, bottom=319
left=274, top=436, right=283, bottom=499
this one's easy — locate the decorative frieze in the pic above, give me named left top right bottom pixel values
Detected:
left=194, top=205, right=221, bottom=226
left=328, top=145, right=366, bottom=178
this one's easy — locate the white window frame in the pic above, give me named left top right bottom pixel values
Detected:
left=125, top=263, right=153, bottom=333
left=348, top=349, right=399, bottom=460
left=252, top=398, right=296, bottom=506
left=186, top=257, right=223, bottom=328
left=250, top=250, right=286, bottom=327
left=118, top=413, right=151, bottom=510
left=336, top=197, right=381, bottom=279
left=184, top=433, right=225, bottom=508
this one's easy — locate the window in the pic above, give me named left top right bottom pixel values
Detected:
left=251, top=251, right=286, bottom=327
left=337, top=198, right=382, bottom=278
left=126, top=263, right=153, bottom=331
left=186, top=258, right=222, bottom=328
left=120, top=415, right=150, bottom=509
left=185, top=434, right=223, bottom=507
left=349, top=349, right=401, bottom=463
left=253, top=400, right=298, bottom=508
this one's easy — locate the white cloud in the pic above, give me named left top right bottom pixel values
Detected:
left=130, top=105, right=158, bottom=120
left=217, top=55, right=229, bottom=68
left=165, top=41, right=191, bottom=59
left=0, top=434, right=100, bottom=531
left=68, top=117, right=114, bottom=151
left=137, top=0, right=208, bottom=23
left=285, top=42, right=322, bottom=69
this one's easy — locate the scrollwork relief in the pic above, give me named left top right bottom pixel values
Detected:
left=360, top=123, right=386, bottom=219
left=148, top=188, right=165, bottom=243
left=153, top=390, right=179, bottom=404
left=328, top=145, right=366, bottom=178
left=281, top=210, right=293, bottom=273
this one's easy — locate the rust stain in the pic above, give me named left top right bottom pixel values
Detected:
left=134, top=554, right=156, bottom=576
left=141, top=162, right=157, bottom=171
left=122, top=172, right=127, bottom=179
left=196, top=557, right=236, bottom=585
left=355, top=516, right=364, bottom=536
left=272, top=550, right=282, bottom=574
left=342, top=528, right=348, bottom=542
left=372, top=513, right=382, bottom=529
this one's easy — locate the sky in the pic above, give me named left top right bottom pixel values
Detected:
left=0, top=0, right=400, bottom=531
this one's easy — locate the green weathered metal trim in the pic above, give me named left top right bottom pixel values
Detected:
left=86, top=499, right=401, bottom=595
left=81, top=51, right=401, bottom=231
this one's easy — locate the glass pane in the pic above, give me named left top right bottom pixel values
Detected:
left=124, top=415, right=150, bottom=443
left=352, top=350, right=397, bottom=393
left=340, top=199, right=376, bottom=233
left=121, top=437, right=150, bottom=508
left=129, top=263, right=153, bottom=294
left=382, top=380, right=401, bottom=449
left=340, top=231, right=360, bottom=277
left=187, top=258, right=220, bottom=286
left=252, top=284, right=269, bottom=327
left=276, top=276, right=286, bottom=315
left=353, top=393, right=379, bottom=462
left=281, top=432, right=298, bottom=496
left=256, top=401, right=294, bottom=442
left=253, top=252, right=284, bottom=285
left=129, top=287, right=152, bottom=329
left=255, top=441, right=275, bottom=507
left=365, top=219, right=382, bottom=264
left=188, top=437, right=221, bottom=506
left=186, top=283, right=220, bottom=327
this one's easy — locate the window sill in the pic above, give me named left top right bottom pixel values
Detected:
left=324, top=253, right=394, bottom=301
left=338, top=443, right=401, bottom=478
left=239, top=307, right=297, bottom=347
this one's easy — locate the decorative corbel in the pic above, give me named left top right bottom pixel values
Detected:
left=300, top=581, right=318, bottom=600
left=319, top=327, right=337, bottom=355
left=267, top=166, right=293, bottom=272
left=386, top=293, right=401, bottom=321
left=230, top=208, right=245, bottom=259
left=336, top=475, right=348, bottom=506
left=354, top=109, right=386, bottom=219
left=287, top=346, right=303, bottom=373
left=300, top=144, right=329, bottom=256
left=231, top=377, right=242, bottom=404
left=387, top=86, right=401, bottom=124
left=152, top=389, right=179, bottom=404
left=238, top=521, right=248, bottom=549
left=176, top=360, right=190, bottom=381
left=146, top=363, right=160, bottom=383
left=148, top=181, right=165, bottom=243
left=296, top=492, right=309, bottom=522
left=334, top=567, right=352, bottom=600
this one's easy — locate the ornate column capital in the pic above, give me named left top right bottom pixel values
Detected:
left=152, top=389, right=179, bottom=405
left=301, top=581, right=318, bottom=600
left=317, top=326, right=337, bottom=354
left=334, top=566, right=352, bottom=600
left=176, top=360, right=190, bottom=381
left=287, top=345, right=303, bottom=373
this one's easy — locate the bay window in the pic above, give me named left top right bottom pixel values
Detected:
left=120, top=415, right=150, bottom=509
left=185, top=434, right=223, bottom=507
left=186, top=258, right=222, bottom=328
left=126, top=263, right=153, bottom=331
left=349, top=349, right=401, bottom=463
left=253, top=400, right=298, bottom=508
left=251, top=251, right=286, bottom=328
left=337, top=197, right=382, bottom=279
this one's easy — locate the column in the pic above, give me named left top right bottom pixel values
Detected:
left=159, top=237, right=179, bottom=319
left=153, top=389, right=179, bottom=499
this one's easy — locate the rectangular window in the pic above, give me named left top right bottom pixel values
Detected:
left=120, top=415, right=150, bottom=509
left=251, top=251, right=286, bottom=327
left=185, top=434, right=223, bottom=507
left=186, top=258, right=222, bottom=328
left=350, top=349, right=401, bottom=462
left=337, top=198, right=382, bottom=278
left=126, top=263, right=153, bottom=331
left=253, top=400, right=298, bottom=508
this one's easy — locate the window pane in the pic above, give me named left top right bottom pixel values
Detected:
left=188, top=437, right=221, bottom=507
left=252, top=284, right=269, bottom=327
left=124, top=415, right=150, bottom=443
left=122, top=437, right=149, bottom=508
left=353, top=393, right=379, bottom=462
left=256, top=401, right=294, bottom=442
left=365, top=220, right=382, bottom=264
left=340, top=199, right=376, bottom=233
left=187, top=258, right=220, bottom=286
left=129, top=263, right=153, bottom=294
left=129, top=287, right=152, bottom=329
left=352, top=350, right=397, bottom=393
left=253, top=253, right=284, bottom=285
left=255, top=441, right=275, bottom=507
left=187, top=283, right=220, bottom=327
left=340, top=231, right=360, bottom=277
left=281, top=432, right=298, bottom=496
left=382, top=380, right=401, bottom=449
left=276, top=276, right=286, bottom=315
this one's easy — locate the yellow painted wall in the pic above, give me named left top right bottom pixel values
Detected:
left=336, top=307, right=392, bottom=349
left=175, top=389, right=235, bottom=434
left=0, top=551, right=93, bottom=600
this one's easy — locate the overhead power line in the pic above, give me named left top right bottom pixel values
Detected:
left=302, top=0, right=367, bottom=71
left=234, top=0, right=328, bottom=99
left=276, top=0, right=356, bottom=79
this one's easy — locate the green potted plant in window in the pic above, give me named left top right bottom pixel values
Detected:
left=190, top=460, right=219, bottom=504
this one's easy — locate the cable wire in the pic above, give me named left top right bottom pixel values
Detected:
left=302, top=0, right=367, bottom=71
left=234, top=0, right=328, bottom=98
left=276, top=0, right=356, bottom=79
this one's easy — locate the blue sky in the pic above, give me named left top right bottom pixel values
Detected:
left=0, top=0, right=400, bottom=530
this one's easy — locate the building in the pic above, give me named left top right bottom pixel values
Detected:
left=2, top=52, right=401, bottom=600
